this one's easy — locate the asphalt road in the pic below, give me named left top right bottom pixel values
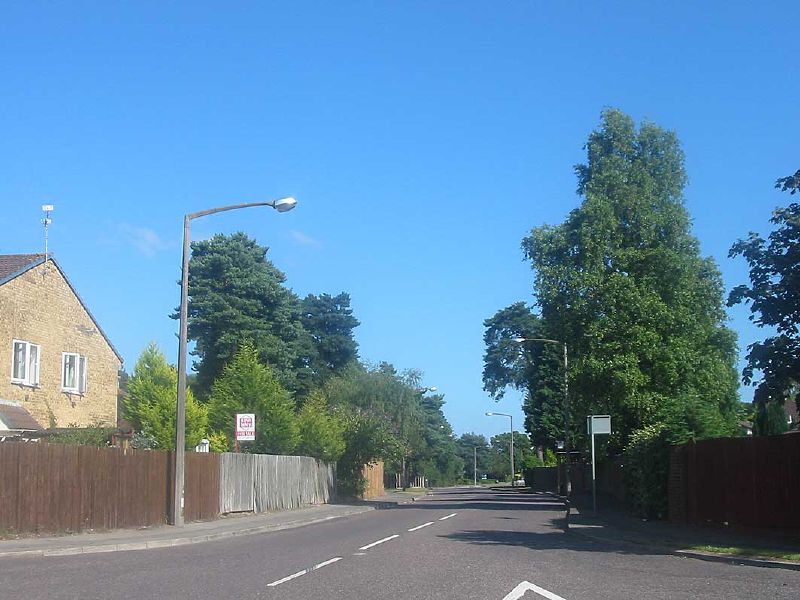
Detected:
left=2, top=487, right=798, bottom=599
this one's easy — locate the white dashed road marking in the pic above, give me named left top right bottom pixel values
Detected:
left=408, top=522, right=434, bottom=532
left=266, top=557, right=343, bottom=587
left=438, top=512, right=458, bottom=521
left=358, top=534, right=400, bottom=551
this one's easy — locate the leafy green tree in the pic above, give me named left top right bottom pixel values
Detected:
left=125, top=343, right=208, bottom=450
left=300, top=292, right=360, bottom=383
left=728, top=172, right=799, bottom=434
left=208, top=341, right=299, bottom=454
left=296, top=389, right=346, bottom=462
left=335, top=411, right=402, bottom=497
left=180, top=232, right=313, bottom=396
left=455, top=433, right=491, bottom=481
left=518, top=109, right=739, bottom=450
left=407, top=394, right=464, bottom=486
left=487, top=431, right=535, bottom=481
left=482, top=303, right=564, bottom=449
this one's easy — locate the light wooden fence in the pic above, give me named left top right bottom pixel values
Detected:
left=219, top=453, right=335, bottom=513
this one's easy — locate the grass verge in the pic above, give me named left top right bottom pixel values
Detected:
left=688, top=545, right=800, bottom=563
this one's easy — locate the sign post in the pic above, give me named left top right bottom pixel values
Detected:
left=235, top=413, right=256, bottom=452
left=586, top=415, right=611, bottom=513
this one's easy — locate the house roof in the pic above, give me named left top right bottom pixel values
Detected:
left=0, top=254, right=123, bottom=364
left=0, top=253, right=46, bottom=283
left=0, top=400, right=43, bottom=432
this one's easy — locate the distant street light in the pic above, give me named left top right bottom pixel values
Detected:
left=486, top=411, right=515, bottom=486
left=172, top=197, right=297, bottom=526
left=514, top=336, right=571, bottom=496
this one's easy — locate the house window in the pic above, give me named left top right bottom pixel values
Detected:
left=62, top=352, right=87, bottom=394
left=11, top=340, right=40, bottom=386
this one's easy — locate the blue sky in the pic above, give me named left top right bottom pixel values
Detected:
left=1, top=1, right=797, bottom=440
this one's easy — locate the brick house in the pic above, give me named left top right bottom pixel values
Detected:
left=0, top=254, right=122, bottom=430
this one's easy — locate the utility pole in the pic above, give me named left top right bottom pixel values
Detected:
left=473, top=446, right=477, bottom=486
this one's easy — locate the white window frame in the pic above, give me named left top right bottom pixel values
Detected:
left=11, top=339, right=40, bottom=387
left=62, top=352, right=87, bottom=395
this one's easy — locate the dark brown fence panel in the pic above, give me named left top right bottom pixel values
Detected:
left=185, top=452, right=220, bottom=522
left=0, top=442, right=170, bottom=534
left=672, top=434, right=800, bottom=530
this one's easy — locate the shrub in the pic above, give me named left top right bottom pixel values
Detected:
left=624, top=423, right=671, bottom=519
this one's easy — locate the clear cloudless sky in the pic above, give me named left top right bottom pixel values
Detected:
left=1, top=1, right=797, bottom=440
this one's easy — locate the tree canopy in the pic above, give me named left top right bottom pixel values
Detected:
left=208, top=341, right=299, bottom=454
left=124, top=343, right=208, bottom=450
left=180, top=232, right=312, bottom=395
left=728, top=170, right=800, bottom=433
left=486, top=109, right=740, bottom=454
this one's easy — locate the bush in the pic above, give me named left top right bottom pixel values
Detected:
left=49, top=425, right=114, bottom=447
left=624, top=423, right=671, bottom=519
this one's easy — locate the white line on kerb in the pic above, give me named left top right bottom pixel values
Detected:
left=266, top=557, right=342, bottom=587
left=408, top=521, right=434, bottom=532
left=358, top=534, right=400, bottom=551
left=438, top=512, right=457, bottom=521
left=502, top=580, right=567, bottom=600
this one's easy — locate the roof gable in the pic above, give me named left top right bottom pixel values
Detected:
left=0, top=253, right=46, bottom=285
left=0, top=254, right=124, bottom=364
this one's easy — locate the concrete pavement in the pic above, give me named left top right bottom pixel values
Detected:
left=561, top=491, right=800, bottom=570
left=0, top=491, right=419, bottom=559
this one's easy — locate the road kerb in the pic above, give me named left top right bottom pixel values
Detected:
left=0, top=505, right=376, bottom=560
left=673, top=549, right=800, bottom=571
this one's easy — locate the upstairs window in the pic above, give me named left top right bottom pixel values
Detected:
left=11, top=340, right=40, bottom=386
left=62, top=352, right=87, bottom=394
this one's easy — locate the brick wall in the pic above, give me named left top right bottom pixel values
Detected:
left=0, top=260, right=120, bottom=427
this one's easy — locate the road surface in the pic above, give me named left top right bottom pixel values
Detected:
left=2, top=487, right=798, bottom=599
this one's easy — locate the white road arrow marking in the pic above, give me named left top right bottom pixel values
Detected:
left=502, top=580, right=567, bottom=600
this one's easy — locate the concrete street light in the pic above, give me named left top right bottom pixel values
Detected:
left=486, top=411, right=514, bottom=486
left=514, top=336, right=571, bottom=496
left=172, top=197, right=297, bottom=526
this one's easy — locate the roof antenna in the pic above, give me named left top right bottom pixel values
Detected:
left=42, top=204, right=54, bottom=275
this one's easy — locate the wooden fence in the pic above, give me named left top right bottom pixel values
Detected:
left=669, top=434, right=800, bottom=529
left=219, top=453, right=335, bottom=513
left=0, top=442, right=336, bottom=535
left=0, top=443, right=169, bottom=533
left=361, top=461, right=384, bottom=499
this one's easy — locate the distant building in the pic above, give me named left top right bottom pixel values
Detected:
left=0, top=254, right=122, bottom=430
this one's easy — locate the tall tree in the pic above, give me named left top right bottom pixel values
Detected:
left=520, top=109, right=739, bottom=449
left=296, top=389, right=346, bottom=462
left=125, top=343, right=208, bottom=450
left=207, top=341, right=299, bottom=454
left=728, top=170, right=800, bottom=434
left=455, top=433, right=491, bottom=481
left=179, top=232, right=312, bottom=395
left=300, top=292, right=360, bottom=383
left=482, top=303, right=564, bottom=448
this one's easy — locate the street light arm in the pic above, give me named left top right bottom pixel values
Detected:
left=515, top=337, right=563, bottom=347
left=187, top=198, right=296, bottom=221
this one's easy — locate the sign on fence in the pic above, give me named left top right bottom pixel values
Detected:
left=235, top=413, right=256, bottom=441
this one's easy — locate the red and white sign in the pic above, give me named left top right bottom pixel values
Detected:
left=235, top=413, right=256, bottom=441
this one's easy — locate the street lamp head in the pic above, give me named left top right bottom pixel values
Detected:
left=512, top=337, right=526, bottom=343
left=272, top=197, right=298, bottom=212
left=427, top=386, right=437, bottom=392
left=485, top=412, right=494, bottom=416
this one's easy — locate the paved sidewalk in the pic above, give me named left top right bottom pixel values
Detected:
left=562, top=491, right=800, bottom=570
left=0, top=491, right=417, bottom=559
